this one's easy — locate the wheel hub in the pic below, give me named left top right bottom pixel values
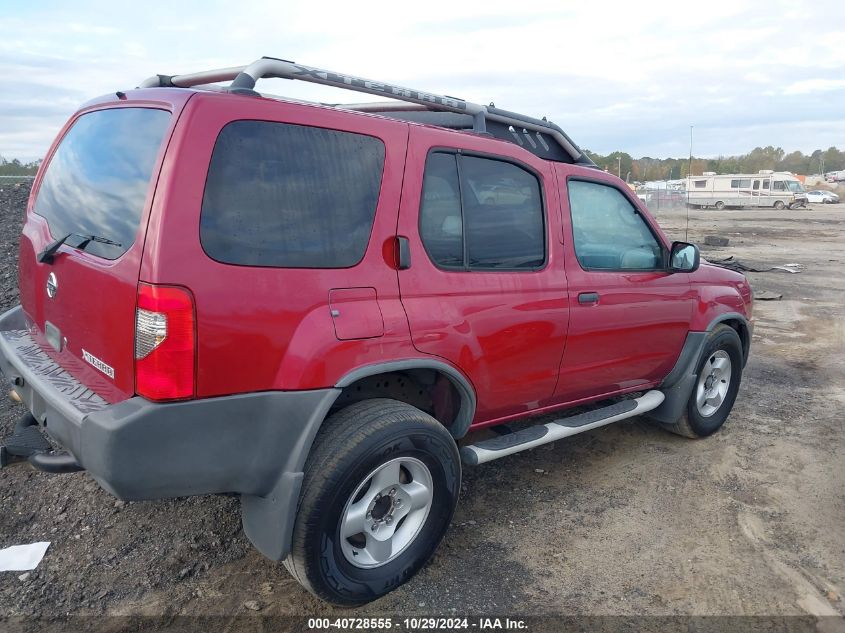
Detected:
left=695, top=350, right=733, bottom=418
left=368, top=489, right=398, bottom=523
left=339, top=457, right=434, bottom=568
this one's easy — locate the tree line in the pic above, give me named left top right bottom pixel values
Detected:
left=0, top=157, right=42, bottom=177
left=584, top=146, right=845, bottom=183
left=4, top=145, right=844, bottom=181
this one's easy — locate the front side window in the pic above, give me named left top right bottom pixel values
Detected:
left=419, top=152, right=545, bottom=270
left=568, top=180, right=663, bottom=270
left=34, top=108, right=171, bottom=259
left=201, top=121, right=385, bottom=268
left=773, top=180, right=785, bottom=191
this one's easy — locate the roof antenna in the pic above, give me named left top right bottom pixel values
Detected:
left=686, top=125, right=693, bottom=243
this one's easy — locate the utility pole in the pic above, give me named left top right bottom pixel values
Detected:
left=688, top=125, right=694, bottom=178
left=617, top=156, right=621, bottom=178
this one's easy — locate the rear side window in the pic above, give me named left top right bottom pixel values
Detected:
left=419, top=152, right=545, bottom=270
left=419, top=153, right=463, bottom=267
left=200, top=121, right=385, bottom=268
left=34, top=108, right=170, bottom=259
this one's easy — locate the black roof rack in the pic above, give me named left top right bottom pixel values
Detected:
left=139, top=56, right=596, bottom=166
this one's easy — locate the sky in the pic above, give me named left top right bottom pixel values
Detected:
left=1, top=0, right=843, bottom=162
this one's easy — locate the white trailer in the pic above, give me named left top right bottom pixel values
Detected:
left=685, top=171, right=807, bottom=210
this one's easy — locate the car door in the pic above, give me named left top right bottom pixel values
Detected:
left=552, top=165, right=694, bottom=403
left=397, top=127, right=570, bottom=424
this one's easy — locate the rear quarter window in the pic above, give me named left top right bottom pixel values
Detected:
left=200, top=120, right=385, bottom=268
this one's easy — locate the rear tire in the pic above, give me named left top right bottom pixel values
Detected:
left=714, top=201, right=725, bottom=210
left=284, top=399, right=461, bottom=606
left=662, top=325, right=744, bottom=438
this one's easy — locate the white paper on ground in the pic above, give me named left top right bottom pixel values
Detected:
left=0, top=542, right=50, bottom=572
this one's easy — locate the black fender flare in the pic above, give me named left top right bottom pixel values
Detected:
left=647, top=313, right=751, bottom=424
left=241, top=358, right=476, bottom=562
left=335, top=358, right=477, bottom=439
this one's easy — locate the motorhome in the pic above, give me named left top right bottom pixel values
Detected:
left=685, top=171, right=807, bottom=209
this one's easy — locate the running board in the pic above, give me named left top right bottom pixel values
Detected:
left=460, top=390, right=665, bottom=465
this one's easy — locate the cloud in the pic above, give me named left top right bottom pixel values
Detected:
left=1, top=0, right=844, bottom=161
left=784, top=78, right=845, bottom=95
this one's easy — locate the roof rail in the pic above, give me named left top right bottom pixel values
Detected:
left=139, top=56, right=596, bottom=166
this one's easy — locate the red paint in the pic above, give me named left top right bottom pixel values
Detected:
left=328, top=288, right=384, bottom=341
left=19, top=93, right=191, bottom=403
left=396, top=126, right=569, bottom=421
left=552, top=164, right=694, bottom=401
left=18, top=88, right=751, bottom=428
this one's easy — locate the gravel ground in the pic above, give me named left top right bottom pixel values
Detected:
left=1, top=183, right=843, bottom=622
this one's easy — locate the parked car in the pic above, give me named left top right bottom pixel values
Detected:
left=805, top=190, right=840, bottom=204
left=0, top=57, right=753, bottom=606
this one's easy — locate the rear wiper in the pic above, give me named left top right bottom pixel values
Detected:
left=37, top=232, right=122, bottom=264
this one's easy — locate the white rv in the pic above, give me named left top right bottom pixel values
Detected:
left=685, top=171, right=807, bottom=210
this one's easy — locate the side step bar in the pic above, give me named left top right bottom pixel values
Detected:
left=460, top=390, right=665, bottom=465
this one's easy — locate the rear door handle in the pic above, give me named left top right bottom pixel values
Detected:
left=397, top=236, right=411, bottom=270
left=578, top=292, right=600, bottom=305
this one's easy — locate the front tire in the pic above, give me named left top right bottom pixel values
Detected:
left=284, top=399, right=461, bottom=606
left=714, top=200, right=725, bottom=210
left=662, top=325, right=744, bottom=438
left=774, top=200, right=786, bottom=210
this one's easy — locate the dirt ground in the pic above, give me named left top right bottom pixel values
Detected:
left=1, top=182, right=843, bottom=621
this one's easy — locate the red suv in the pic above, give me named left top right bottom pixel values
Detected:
left=0, top=57, right=753, bottom=605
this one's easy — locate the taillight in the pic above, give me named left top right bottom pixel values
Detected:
left=135, top=283, right=196, bottom=401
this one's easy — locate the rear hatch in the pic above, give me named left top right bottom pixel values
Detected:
left=18, top=105, right=173, bottom=403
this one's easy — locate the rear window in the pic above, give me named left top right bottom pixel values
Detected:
left=200, top=121, right=385, bottom=268
left=34, top=108, right=170, bottom=259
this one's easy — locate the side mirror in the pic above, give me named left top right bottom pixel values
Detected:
left=669, top=241, right=700, bottom=273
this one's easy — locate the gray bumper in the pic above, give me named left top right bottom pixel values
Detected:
left=0, top=305, right=339, bottom=560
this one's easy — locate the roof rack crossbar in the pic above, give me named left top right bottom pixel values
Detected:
left=138, top=56, right=594, bottom=166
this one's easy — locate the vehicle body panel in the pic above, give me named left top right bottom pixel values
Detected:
left=689, top=262, right=753, bottom=332
left=18, top=92, right=193, bottom=402
left=396, top=125, right=570, bottom=424
left=137, top=90, right=419, bottom=397
left=552, top=164, right=695, bottom=401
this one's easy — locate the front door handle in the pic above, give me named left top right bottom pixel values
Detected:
left=578, top=292, right=600, bottom=305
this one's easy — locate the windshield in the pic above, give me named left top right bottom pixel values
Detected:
left=785, top=180, right=804, bottom=193
left=34, top=108, right=170, bottom=259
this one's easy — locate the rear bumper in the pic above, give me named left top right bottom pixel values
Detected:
left=0, top=304, right=339, bottom=559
